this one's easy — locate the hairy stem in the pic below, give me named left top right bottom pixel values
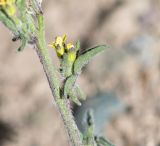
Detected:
left=35, top=13, right=83, bottom=146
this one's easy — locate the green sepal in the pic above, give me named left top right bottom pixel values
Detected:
left=75, top=40, right=81, bottom=51
left=73, top=45, right=108, bottom=74
left=63, top=75, right=77, bottom=98
left=61, top=53, right=74, bottom=78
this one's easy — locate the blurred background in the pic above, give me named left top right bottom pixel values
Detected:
left=0, top=0, right=160, bottom=146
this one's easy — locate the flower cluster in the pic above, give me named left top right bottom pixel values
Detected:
left=0, top=0, right=16, bottom=16
left=49, top=34, right=76, bottom=62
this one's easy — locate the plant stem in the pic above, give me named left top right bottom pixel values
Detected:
left=35, top=13, right=83, bottom=146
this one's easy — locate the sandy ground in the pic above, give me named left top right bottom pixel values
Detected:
left=0, top=0, right=160, bottom=146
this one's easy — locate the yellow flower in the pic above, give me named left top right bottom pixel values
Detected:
left=0, top=0, right=14, bottom=6
left=0, top=0, right=16, bottom=16
left=0, top=0, right=15, bottom=5
left=49, top=34, right=77, bottom=62
left=66, top=43, right=76, bottom=62
left=49, top=34, right=66, bottom=57
left=66, top=43, right=74, bottom=51
left=0, top=0, right=6, bottom=5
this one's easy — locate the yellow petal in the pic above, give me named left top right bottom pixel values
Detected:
left=66, top=43, right=74, bottom=51
left=0, top=0, right=15, bottom=5
left=48, top=43, right=56, bottom=49
left=6, top=4, right=16, bottom=16
left=63, top=34, right=67, bottom=42
left=55, top=36, right=63, bottom=46
left=57, top=47, right=64, bottom=57
left=0, top=0, right=6, bottom=5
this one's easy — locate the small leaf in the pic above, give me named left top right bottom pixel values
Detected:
left=95, top=137, right=114, bottom=146
left=28, top=0, right=42, bottom=14
left=73, top=45, right=108, bottom=74
left=75, top=40, right=80, bottom=51
left=83, top=110, right=96, bottom=146
left=17, top=36, right=27, bottom=52
left=66, top=85, right=86, bottom=105
left=63, top=75, right=77, bottom=98
left=16, top=0, right=26, bottom=20
left=69, top=91, right=81, bottom=106
left=0, top=10, right=19, bottom=35
left=74, top=85, right=86, bottom=100
left=86, top=110, right=94, bottom=127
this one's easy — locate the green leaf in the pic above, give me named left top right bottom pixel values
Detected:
left=16, top=0, right=25, bottom=10
left=17, top=36, right=27, bottom=52
left=73, top=45, right=108, bottom=74
left=74, top=85, right=86, bottom=100
left=75, top=40, right=81, bottom=51
left=95, top=137, right=114, bottom=146
left=16, top=0, right=26, bottom=21
left=63, top=75, right=82, bottom=106
left=63, top=76, right=86, bottom=105
left=0, top=10, right=19, bottom=35
left=16, top=0, right=35, bottom=33
left=83, top=110, right=96, bottom=146
left=63, top=75, right=77, bottom=98
left=30, top=0, right=43, bottom=14
left=68, top=90, right=81, bottom=106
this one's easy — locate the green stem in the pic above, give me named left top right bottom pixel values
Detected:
left=35, top=13, right=83, bottom=146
